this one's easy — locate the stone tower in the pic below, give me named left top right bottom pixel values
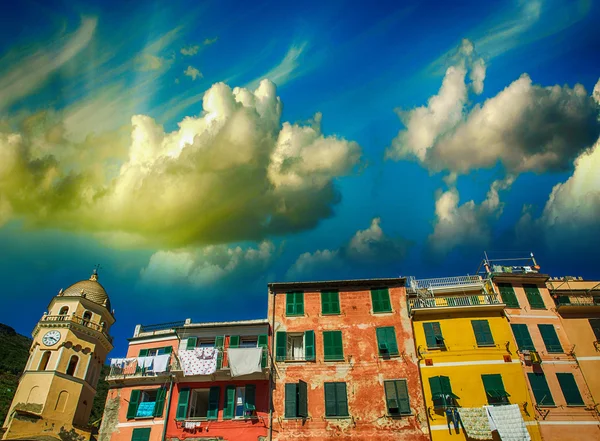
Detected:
left=2, top=270, right=115, bottom=441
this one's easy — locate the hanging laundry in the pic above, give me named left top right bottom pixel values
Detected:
left=485, top=404, right=531, bottom=441
left=137, top=356, right=154, bottom=369
left=152, top=354, right=171, bottom=373
left=183, top=421, right=201, bottom=429
left=457, top=407, right=493, bottom=440
left=227, top=347, right=263, bottom=377
left=178, top=347, right=219, bottom=376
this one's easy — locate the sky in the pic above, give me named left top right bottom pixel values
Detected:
left=1, top=0, right=599, bottom=356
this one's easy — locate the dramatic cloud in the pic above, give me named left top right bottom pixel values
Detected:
left=134, top=26, right=182, bottom=72
left=389, top=40, right=600, bottom=176
left=184, top=65, right=202, bottom=80
left=286, top=217, right=411, bottom=279
left=203, top=37, right=218, bottom=46
left=246, top=42, right=308, bottom=89
left=139, top=241, right=275, bottom=288
left=0, top=80, right=361, bottom=247
left=181, top=45, right=200, bottom=56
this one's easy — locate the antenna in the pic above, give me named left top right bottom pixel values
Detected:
left=93, top=263, right=102, bottom=274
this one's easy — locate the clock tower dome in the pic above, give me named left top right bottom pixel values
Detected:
left=2, top=270, right=115, bottom=441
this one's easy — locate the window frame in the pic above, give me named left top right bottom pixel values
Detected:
left=131, top=428, right=151, bottom=441
left=429, top=375, right=459, bottom=409
left=471, top=320, right=495, bottom=347
left=538, top=324, right=563, bottom=353
left=556, top=373, right=585, bottom=406
left=321, top=290, right=341, bottom=315
left=284, top=381, right=308, bottom=419
left=323, top=330, right=344, bottom=361
left=589, top=319, right=600, bottom=341
left=324, top=382, right=349, bottom=418
left=286, top=291, right=305, bottom=316
left=188, top=388, right=211, bottom=419
left=371, top=288, right=392, bottom=313
left=376, top=326, right=399, bottom=357
left=481, top=374, right=510, bottom=405
left=384, top=379, right=411, bottom=416
left=523, top=284, right=546, bottom=309
left=286, top=333, right=305, bottom=361
left=423, top=322, right=444, bottom=349
left=527, top=372, right=555, bottom=407
left=497, top=283, right=520, bottom=308
left=511, top=324, right=535, bottom=351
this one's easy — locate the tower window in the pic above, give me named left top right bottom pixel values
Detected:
left=83, top=311, right=93, bottom=323
left=39, top=351, right=51, bottom=371
left=66, top=355, right=79, bottom=376
left=59, top=306, right=69, bottom=316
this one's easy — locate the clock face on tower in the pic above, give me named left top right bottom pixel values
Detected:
left=42, top=330, right=61, bottom=346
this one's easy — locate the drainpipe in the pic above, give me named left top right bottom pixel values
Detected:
left=268, top=288, right=276, bottom=441
left=161, top=374, right=175, bottom=441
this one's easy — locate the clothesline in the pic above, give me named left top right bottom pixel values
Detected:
left=109, top=354, right=171, bottom=373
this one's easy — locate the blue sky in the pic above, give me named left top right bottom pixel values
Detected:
left=1, top=0, right=599, bottom=356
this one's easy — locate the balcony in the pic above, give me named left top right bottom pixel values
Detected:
left=106, top=355, right=179, bottom=381
left=40, top=314, right=113, bottom=343
left=409, top=275, right=484, bottom=294
left=408, top=293, right=504, bottom=316
left=554, top=294, right=600, bottom=314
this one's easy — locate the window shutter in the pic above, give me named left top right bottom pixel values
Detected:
left=440, top=376, right=454, bottom=396
left=371, top=290, right=382, bottom=313
left=163, top=346, right=173, bottom=354
left=126, top=390, right=140, bottom=419
left=229, top=335, right=240, bottom=348
left=538, top=324, right=563, bottom=353
left=175, top=388, right=190, bottom=420
left=322, top=291, right=340, bottom=314
left=287, top=292, right=304, bottom=315
left=472, top=320, right=494, bottom=346
left=376, top=327, right=388, bottom=356
left=429, top=377, right=442, bottom=400
left=296, top=292, right=304, bottom=315
left=286, top=292, right=295, bottom=315
left=258, top=334, right=268, bottom=368
left=322, top=292, right=330, bottom=315
left=511, top=324, right=535, bottom=351
left=138, top=349, right=149, bottom=357
left=223, top=385, right=236, bottom=419
left=245, top=384, right=256, bottom=413
left=384, top=380, right=399, bottom=413
left=424, top=322, right=443, bottom=348
left=215, top=335, right=224, bottom=369
left=524, top=284, right=545, bottom=309
left=305, top=330, right=315, bottom=361
left=386, top=327, right=398, bottom=355
left=206, top=386, right=220, bottom=420
left=298, top=380, right=308, bottom=418
left=335, top=382, right=348, bottom=416
left=186, top=337, right=197, bottom=350
left=589, top=319, right=600, bottom=341
left=556, top=373, right=584, bottom=406
left=153, top=387, right=167, bottom=417
left=131, top=428, right=151, bottom=441
left=285, top=383, right=298, bottom=418
left=324, top=383, right=337, bottom=416
left=528, top=373, right=555, bottom=406
left=323, top=331, right=343, bottom=361
left=396, top=380, right=410, bottom=414
left=498, top=283, right=519, bottom=307
left=276, top=332, right=287, bottom=361
left=372, top=289, right=391, bottom=313
left=482, top=374, right=510, bottom=400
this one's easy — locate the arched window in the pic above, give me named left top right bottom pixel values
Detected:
left=66, top=355, right=79, bottom=376
left=59, top=306, right=69, bottom=316
left=82, top=311, right=92, bottom=324
left=39, top=351, right=51, bottom=371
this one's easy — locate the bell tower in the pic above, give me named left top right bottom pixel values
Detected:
left=2, top=269, right=115, bottom=441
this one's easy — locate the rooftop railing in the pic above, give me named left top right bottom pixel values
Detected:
left=408, top=293, right=502, bottom=313
left=410, top=275, right=483, bottom=291
left=139, top=321, right=186, bottom=334
left=41, top=314, right=113, bottom=343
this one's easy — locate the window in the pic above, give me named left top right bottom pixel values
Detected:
left=371, top=288, right=392, bottom=313
left=285, top=381, right=308, bottom=418
left=538, top=324, right=563, bottom=353
left=524, top=284, right=545, bottom=309
left=131, top=428, right=151, bottom=441
left=324, top=382, right=349, bottom=417
left=472, top=320, right=494, bottom=346
left=423, top=322, right=444, bottom=348
left=384, top=380, right=410, bottom=415
left=429, top=376, right=459, bottom=408
left=286, top=292, right=304, bottom=316
left=276, top=331, right=315, bottom=361
left=223, top=384, right=256, bottom=419
left=481, top=374, right=510, bottom=405
left=185, top=337, right=216, bottom=350
left=59, top=306, right=69, bottom=315
left=323, top=331, right=344, bottom=361
left=510, top=324, right=535, bottom=351
left=321, top=291, right=340, bottom=315
left=139, top=346, right=173, bottom=357
left=240, top=337, right=258, bottom=348
left=39, top=351, right=51, bottom=371
left=497, top=283, right=519, bottom=308
left=589, top=319, right=600, bottom=341
left=66, top=356, right=78, bottom=376
left=376, top=327, right=399, bottom=357
left=82, top=311, right=92, bottom=323
left=527, top=373, right=555, bottom=406
left=556, top=373, right=584, bottom=406
left=128, top=388, right=167, bottom=419
left=187, top=387, right=220, bottom=419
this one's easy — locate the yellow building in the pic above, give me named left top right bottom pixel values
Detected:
left=2, top=270, right=115, bottom=441
left=407, top=275, right=541, bottom=441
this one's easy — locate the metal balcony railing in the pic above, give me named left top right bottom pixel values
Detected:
left=554, top=294, right=600, bottom=308
left=409, top=293, right=502, bottom=312
left=41, top=314, right=113, bottom=343
left=410, top=275, right=483, bottom=291
left=107, top=355, right=179, bottom=379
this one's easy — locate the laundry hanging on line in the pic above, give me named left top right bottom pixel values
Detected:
left=227, top=347, right=263, bottom=377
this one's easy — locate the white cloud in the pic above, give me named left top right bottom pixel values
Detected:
left=181, top=45, right=200, bottom=56
left=0, top=18, right=97, bottom=111
left=134, top=26, right=182, bottom=72
left=203, top=37, right=218, bottom=46
left=184, top=65, right=203, bottom=81
left=246, top=42, right=308, bottom=89
left=389, top=40, right=600, bottom=176
left=286, top=249, right=343, bottom=280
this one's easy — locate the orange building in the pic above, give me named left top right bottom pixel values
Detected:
left=267, top=278, right=430, bottom=441
left=486, top=258, right=600, bottom=441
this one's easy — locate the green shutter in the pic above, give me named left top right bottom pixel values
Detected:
left=126, top=390, right=140, bottom=419
left=298, top=380, right=308, bottom=418
left=324, top=383, right=337, bottom=416
left=482, top=374, right=510, bottom=402
left=440, top=376, right=458, bottom=398
left=245, top=384, right=256, bottom=413
left=524, top=284, right=545, bottom=309
left=498, top=283, right=519, bottom=307
left=207, top=386, right=220, bottom=420
left=285, top=383, right=298, bottom=418
left=511, top=324, right=535, bottom=351
left=323, top=331, right=343, bottom=361
left=276, top=331, right=287, bottom=361
left=138, top=349, right=149, bottom=357
left=376, top=327, right=398, bottom=356
left=429, top=377, right=442, bottom=400
left=528, top=373, right=555, bottom=406
left=335, top=382, right=348, bottom=416
left=322, top=291, right=340, bottom=315
left=131, top=428, right=151, bottom=441
left=372, top=288, right=392, bottom=313
left=186, top=337, right=197, bottom=350
left=589, top=319, right=600, bottom=341
left=538, top=324, right=563, bottom=353
left=472, top=320, right=494, bottom=346
left=556, top=373, right=584, bottom=406
left=163, top=346, right=173, bottom=354
left=396, top=380, right=410, bottom=414
left=176, top=388, right=190, bottom=420
left=286, top=292, right=304, bottom=316
left=223, top=385, right=236, bottom=419
left=230, top=335, right=240, bottom=348
left=258, top=334, right=268, bottom=368
left=153, top=387, right=166, bottom=417
left=424, top=322, right=443, bottom=348
left=305, top=330, right=315, bottom=361
left=215, top=335, right=224, bottom=369
left=384, top=380, right=399, bottom=413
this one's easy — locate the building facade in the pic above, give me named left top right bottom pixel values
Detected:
left=268, top=278, right=430, bottom=441
left=488, top=261, right=600, bottom=441
left=99, top=319, right=270, bottom=441
left=407, top=274, right=540, bottom=441
left=2, top=270, right=115, bottom=441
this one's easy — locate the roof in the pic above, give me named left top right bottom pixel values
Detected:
left=269, top=277, right=406, bottom=292
left=179, top=318, right=268, bottom=329
left=491, top=272, right=550, bottom=284
left=60, top=271, right=111, bottom=310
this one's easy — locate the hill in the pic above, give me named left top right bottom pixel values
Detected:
left=0, top=323, right=109, bottom=428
